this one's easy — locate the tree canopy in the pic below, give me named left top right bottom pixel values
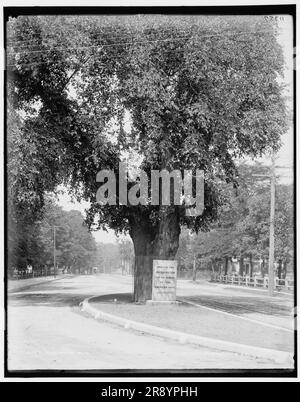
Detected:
left=7, top=14, right=289, bottom=299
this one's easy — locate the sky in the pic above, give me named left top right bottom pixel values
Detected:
left=57, top=15, right=294, bottom=244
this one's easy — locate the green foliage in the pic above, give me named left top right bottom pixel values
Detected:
left=177, top=163, right=294, bottom=272
left=7, top=15, right=289, bottom=247
left=8, top=197, right=97, bottom=271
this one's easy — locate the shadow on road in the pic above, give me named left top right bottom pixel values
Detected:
left=8, top=281, right=94, bottom=307
left=90, top=293, right=134, bottom=304
left=185, top=295, right=292, bottom=316
left=7, top=278, right=132, bottom=308
left=8, top=291, right=94, bottom=307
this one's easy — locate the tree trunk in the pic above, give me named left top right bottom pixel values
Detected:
left=282, top=260, right=287, bottom=279
left=130, top=219, right=156, bottom=303
left=249, top=254, right=253, bottom=277
left=224, top=257, right=229, bottom=275
left=239, top=256, right=244, bottom=276
left=278, top=259, right=282, bottom=279
left=130, top=207, right=180, bottom=303
left=261, top=259, right=265, bottom=277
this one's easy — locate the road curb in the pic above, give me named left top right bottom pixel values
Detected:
left=81, top=296, right=292, bottom=365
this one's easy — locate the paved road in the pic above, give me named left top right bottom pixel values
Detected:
left=176, top=280, right=294, bottom=330
left=6, top=275, right=294, bottom=371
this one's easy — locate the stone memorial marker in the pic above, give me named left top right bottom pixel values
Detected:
left=152, top=260, right=178, bottom=302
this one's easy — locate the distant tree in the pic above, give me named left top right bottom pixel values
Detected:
left=94, top=242, right=121, bottom=273
left=178, top=163, right=294, bottom=278
left=117, top=237, right=134, bottom=275
left=8, top=196, right=98, bottom=273
left=38, top=202, right=97, bottom=273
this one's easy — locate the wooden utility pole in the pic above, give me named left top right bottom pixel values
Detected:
left=53, top=226, right=56, bottom=278
left=268, top=155, right=276, bottom=296
left=192, top=253, right=197, bottom=282
left=251, top=156, right=292, bottom=296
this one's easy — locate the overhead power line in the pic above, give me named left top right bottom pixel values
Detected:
left=6, top=28, right=274, bottom=55
left=7, top=27, right=204, bottom=46
left=7, top=35, right=193, bottom=55
left=6, top=26, right=274, bottom=44
left=6, top=29, right=275, bottom=69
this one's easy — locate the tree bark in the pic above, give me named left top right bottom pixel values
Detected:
left=282, top=260, right=287, bottom=279
left=239, top=256, right=244, bottom=276
left=218, top=260, right=222, bottom=275
left=130, top=207, right=181, bottom=303
left=131, top=227, right=154, bottom=303
left=278, top=259, right=282, bottom=279
left=261, top=259, right=265, bottom=277
left=224, top=257, right=229, bottom=275
left=249, top=254, right=253, bottom=277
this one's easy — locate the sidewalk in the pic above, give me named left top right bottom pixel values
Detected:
left=219, top=282, right=293, bottom=297
left=178, top=279, right=293, bottom=299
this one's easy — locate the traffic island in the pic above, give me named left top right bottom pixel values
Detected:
left=81, top=293, right=294, bottom=366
